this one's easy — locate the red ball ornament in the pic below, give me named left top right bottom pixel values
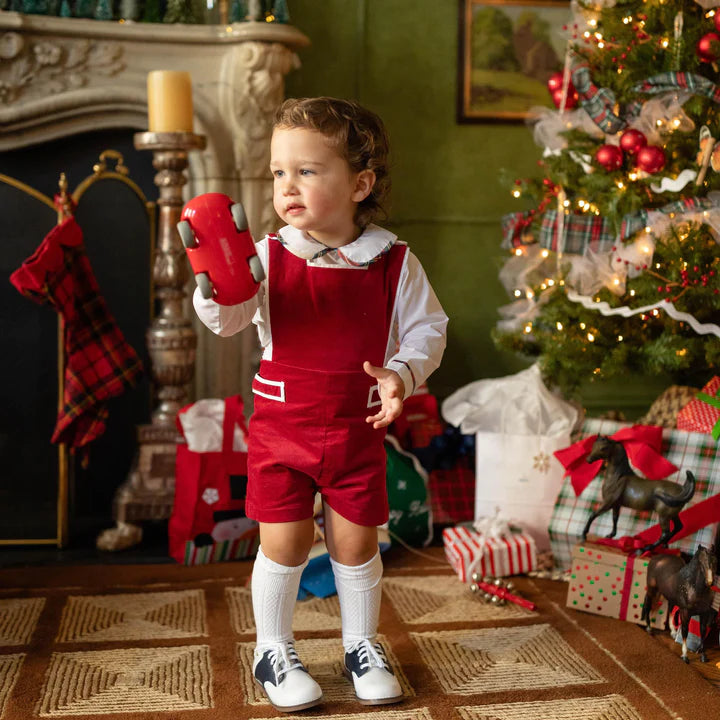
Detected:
left=595, top=144, right=624, bottom=171
left=636, top=145, right=666, bottom=174
left=697, top=32, right=720, bottom=63
left=619, top=128, right=648, bottom=156
left=547, top=71, right=564, bottom=93
left=551, top=86, right=578, bottom=110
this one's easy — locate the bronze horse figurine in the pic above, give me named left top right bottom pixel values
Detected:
left=642, top=544, right=718, bottom=662
left=581, top=436, right=695, bottom=553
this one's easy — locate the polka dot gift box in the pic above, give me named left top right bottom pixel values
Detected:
left=566, top=541, right=668, bottom=628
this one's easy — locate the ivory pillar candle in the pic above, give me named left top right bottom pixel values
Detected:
left=147, top=70, right=194, bottom=133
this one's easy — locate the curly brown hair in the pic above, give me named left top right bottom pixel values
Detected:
left=273, top=97, right=390, bottom=228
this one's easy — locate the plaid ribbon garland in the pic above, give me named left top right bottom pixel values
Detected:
left=549, top=418, right=719, bottom=570
left=571, top=64, right=720, bottom=135
left=538, top=210, right=616, bottom=252
left=571, top=62, right=626, bottom=134
left=620, top=196, right=717, bottom=239
left=631, top=72, right=720, bottom=105
left=501, top=210, right=616, bottom=252
left=501, top=210, right=533, bottom=249
left=503, top=196, right=716, bottom=256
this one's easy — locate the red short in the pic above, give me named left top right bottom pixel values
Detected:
left=246, top=360, right=389, bottom=527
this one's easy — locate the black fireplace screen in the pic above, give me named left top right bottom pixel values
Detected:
left=0, top=130, right=156, bottom=546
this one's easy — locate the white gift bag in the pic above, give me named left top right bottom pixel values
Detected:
left=442, top=364, right=579, bottom=551
left=472, top=431, right=571, bottom=550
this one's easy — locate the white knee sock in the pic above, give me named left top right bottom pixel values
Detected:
left=330, top=551, right=383, bottom=651
left=251, top=546, right=307, bottom=648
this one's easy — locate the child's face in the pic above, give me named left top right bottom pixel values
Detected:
left=270, top=127, right=373, bottom=247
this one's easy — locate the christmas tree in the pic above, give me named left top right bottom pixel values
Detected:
left=495, top=0, right=720, bottom=397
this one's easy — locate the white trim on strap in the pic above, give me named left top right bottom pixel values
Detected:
left=367, top=384, right=382, bottom=408
left=252, top=374, right=286, bottom=402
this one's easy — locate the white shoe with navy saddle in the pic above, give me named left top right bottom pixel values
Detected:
left=343, top=639, right=403, bottom=705
left=253, top=641, right=323, bottom=712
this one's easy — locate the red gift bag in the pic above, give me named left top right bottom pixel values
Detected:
left=169, top=395, right=260, bottom=565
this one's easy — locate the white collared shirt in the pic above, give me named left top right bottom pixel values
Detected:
left=193, top=224, right=448, bottom=397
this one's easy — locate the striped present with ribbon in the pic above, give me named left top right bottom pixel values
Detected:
left=566, top=541, right=668, bottom=628
left=677, top=376, right=720, bottom=442
left=442, top=525, right=537, bottom=582
left=180, top=532, right=260, bottom=566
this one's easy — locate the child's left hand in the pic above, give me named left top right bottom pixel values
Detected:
left=363, top=361, right=405, bottom=429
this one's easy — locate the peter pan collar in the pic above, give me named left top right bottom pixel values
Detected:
left=277, top=224, right=397, bottom=266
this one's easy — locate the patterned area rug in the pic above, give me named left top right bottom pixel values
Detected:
left=0, top=546, right=718, bottom=720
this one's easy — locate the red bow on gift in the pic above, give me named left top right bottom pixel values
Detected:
left=554, top=425, right=678, bottom=496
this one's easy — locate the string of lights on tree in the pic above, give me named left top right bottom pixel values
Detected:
left=495, top=0, right=720, bottom=395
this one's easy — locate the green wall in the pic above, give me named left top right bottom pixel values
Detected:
left=285, top=0, right=535, bottom=400
left=284, top=0, right=667, bottom=415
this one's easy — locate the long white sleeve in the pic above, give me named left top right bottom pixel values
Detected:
left=191, top=231, right=448, bottom=397
left=385, top=251, right=448, bottom=398
left=192, top=238, right=268, bottom=337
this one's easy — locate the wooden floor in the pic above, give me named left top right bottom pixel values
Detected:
left=2, top=522, right=719, bottom=696
left=0, top=520, right=172, bottom=568
left=655, top=632, right=720, bottom=689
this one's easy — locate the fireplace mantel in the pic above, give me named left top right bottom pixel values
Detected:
left=1, top=13, right=309, bottom=401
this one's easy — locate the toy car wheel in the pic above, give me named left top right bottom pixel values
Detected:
left=196, top=272, right=213, bottom=299
left=249, top=255, right=265, bottom=283
left=177, top=220, right=197, bottom=249
left=230, top=202, right=249, bottom=232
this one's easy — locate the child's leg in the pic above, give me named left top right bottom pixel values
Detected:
left=325, top=505, right=403, bottom=705
left=253, top=520, right=314, bottom=645
left=252, top=519, right=322, bottom=712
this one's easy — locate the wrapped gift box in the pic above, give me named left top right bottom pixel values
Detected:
left=443, top=525, right=537, bottom=582
left=566, top=542, right=668, bottom=628
left=677, top=376, right=720, bottom=440
left=428, top=463, right=475, bottom=524
left=550, top=419, right=720, bottom=570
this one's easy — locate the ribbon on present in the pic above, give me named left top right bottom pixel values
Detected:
left=554, top=424, right=678, bottom=496
left=593, top=492, right=720, bottom=555
left=473, top=508, right=513, bottom=540
left=695, top=388, right=720, bottom=441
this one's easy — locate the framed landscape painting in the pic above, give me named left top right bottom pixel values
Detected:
left=458, top=0, right=571, bottom=123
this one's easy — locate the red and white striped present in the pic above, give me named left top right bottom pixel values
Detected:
left=677, top=376, right=720, bottom=440
left=442, top=525, right=537, bottom=582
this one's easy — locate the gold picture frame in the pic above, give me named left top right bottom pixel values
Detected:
left=457, top=0, right=571, bottom=122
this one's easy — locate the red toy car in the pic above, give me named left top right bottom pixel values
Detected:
left=177, top=192, right=265, bottom=306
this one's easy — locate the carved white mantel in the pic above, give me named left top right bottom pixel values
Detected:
left=0, top=12, right=309, bottom=401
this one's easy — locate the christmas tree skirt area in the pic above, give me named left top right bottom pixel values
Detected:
left=0, top=546, right=717, bottom=720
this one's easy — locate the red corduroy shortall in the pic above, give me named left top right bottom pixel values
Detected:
left=245, top=238, right=407, bottom=527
